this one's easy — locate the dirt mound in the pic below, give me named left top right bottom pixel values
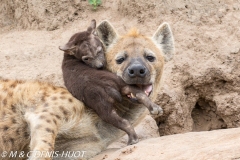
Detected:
left=0, top=0, right=86, bottom=30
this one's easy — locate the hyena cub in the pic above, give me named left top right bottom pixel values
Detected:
left=59, top=19, right=163, bottom=145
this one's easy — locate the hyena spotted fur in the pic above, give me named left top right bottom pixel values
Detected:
left=0, top=79, right=97, bottom=159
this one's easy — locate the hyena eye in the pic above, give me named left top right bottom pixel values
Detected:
left=116, top=57, right=125, bottom=64
left=146, top=55, right=155, bottom=62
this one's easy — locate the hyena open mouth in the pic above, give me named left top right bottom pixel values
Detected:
left=125, top=83, right=153, bottom=99
left=137, top=84, right=153, bottom=96
left=126, top=84, right=153, bottom=101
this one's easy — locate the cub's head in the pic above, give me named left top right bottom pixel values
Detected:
left=59, top=19, right=106, bottom=69
left=97, top=21, right=174, bottom=100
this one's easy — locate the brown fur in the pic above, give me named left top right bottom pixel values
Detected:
left=0, top=20, right=174, bottom=160
left=60, top=20, right=163, bottom=145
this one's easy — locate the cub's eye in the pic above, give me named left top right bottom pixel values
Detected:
left=116, top=57, right=125, bottom=64
left=146, top=55, right=155, bottom=62
left=83, top=57, right=89, bottom=61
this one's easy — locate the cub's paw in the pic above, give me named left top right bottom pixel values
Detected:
left=127, top=137, right=139, bottom=145
left=150, top=103, right=163, bottom=116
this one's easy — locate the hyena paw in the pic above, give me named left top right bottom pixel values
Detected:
left=150, top=104, right=163, bottom=116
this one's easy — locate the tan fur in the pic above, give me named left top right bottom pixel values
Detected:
left=97, top=21, right=174, bottom=101
left=125, top=28, right=140, bottom=37
left=0, top=79, right=100, bottom=160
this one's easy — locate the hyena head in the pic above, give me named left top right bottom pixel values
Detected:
left=97, top=21, right=174, bottom=100
left=59, top=19, right=106, bottom=69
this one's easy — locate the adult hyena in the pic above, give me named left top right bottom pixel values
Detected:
left=0, top=20, right=174, bottom=160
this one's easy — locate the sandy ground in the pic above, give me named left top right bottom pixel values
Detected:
left=1, top=0, right=240, bottom=159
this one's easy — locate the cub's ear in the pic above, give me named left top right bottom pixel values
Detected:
left=96, top=20, right=118, bottom=48
left=59, top=42, right=76, bottom=55
left=152, top=22, right=175, bottom=62
left=87, top=19, right=96, bottom=34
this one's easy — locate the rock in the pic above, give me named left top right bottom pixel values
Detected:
left=91, top=128, right=240, bottom=160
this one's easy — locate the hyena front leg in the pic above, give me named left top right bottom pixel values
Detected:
left=25, top=112, right=59, bottom=160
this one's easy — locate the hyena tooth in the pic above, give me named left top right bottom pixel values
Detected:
left=131, top=93, right=136, bottom=98
left=145, top=91, right=148, bottom=96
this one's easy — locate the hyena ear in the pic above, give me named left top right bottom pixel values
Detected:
left=96, top=20, right=118, bottom=48
left=152, top=22, right=175, bottom=62
left=59, top=42, right=76, bottom=55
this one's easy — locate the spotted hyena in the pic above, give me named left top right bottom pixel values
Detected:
left=0, top=20, right=174, bottom=160
left=60, top=19, right=163, bottom=145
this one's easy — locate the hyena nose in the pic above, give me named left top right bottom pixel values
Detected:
left=128, top=64, right=146, bottom=78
